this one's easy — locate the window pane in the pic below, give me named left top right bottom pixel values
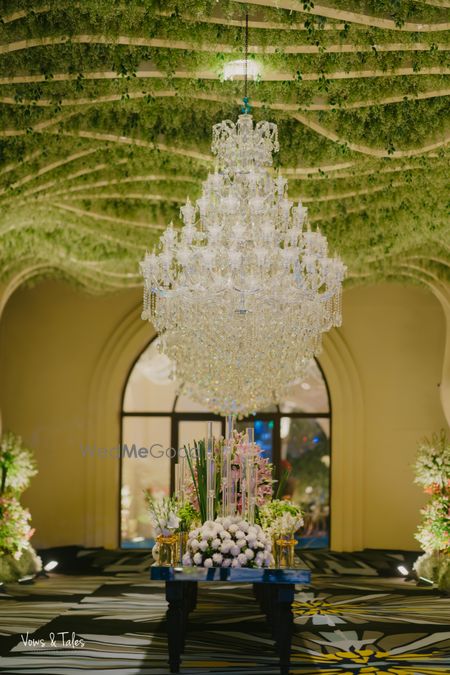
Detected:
left=121, top=416, right=171, bottom=548
left=123, top=339, right=176, bottom=412
left=175, top=393, right=211, bottom=412
left=280, top=417, right=330, bottom=548
left=280, top=360, right=329, bottom=413
left=179, top=420, right=222, bottom=450
left=236, top=419, right=273, bottom=462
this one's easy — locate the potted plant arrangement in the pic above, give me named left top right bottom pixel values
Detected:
left=147, top=422, right=304, bottom=569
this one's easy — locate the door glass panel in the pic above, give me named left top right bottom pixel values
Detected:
left=178, top=420, right=222, bottom=451
left=280, top=417, right=330, bottom=548
left=123, top=340, right=176, bottom=412
left=121, top=416, right=171, bottom=548
left=280, top=360, right=329, bottom=413
left=175, top=394, right=211, bottom=413
left=236, top=419, right=274, bottom=462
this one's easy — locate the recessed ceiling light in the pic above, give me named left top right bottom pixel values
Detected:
left=301, top=382, right=311, bottom=390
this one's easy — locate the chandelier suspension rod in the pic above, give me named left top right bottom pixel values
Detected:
left=244, top=12, right=249, bottom=101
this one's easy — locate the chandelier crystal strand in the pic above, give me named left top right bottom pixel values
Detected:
left=140, top=114, right=346, bottom=416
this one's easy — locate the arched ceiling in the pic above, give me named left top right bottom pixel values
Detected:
left=0, top=0, right=449, bottom=293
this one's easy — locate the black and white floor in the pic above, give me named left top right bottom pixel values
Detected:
left=0, top=549, right=449, bottom=674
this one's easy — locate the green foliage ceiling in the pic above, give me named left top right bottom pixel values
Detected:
left=0, top=0, right=449, bottom=292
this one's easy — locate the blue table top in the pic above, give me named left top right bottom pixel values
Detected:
left=150, top=565, right=311, bottom=584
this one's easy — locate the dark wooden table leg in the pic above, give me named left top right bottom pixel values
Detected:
left=165, top=581, right=185, bottom=673
left=274, top=584, right=295, bottom=675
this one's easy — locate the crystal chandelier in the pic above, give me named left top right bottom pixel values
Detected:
left=140, top=14, right=345, bottom=416
left=140, top=112, right=346, bottom=415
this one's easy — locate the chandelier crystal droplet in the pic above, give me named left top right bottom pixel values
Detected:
left=140, top=114, right=346, bottom=415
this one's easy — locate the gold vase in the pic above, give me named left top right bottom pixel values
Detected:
left=274, top=534, right=296, bottom=568
left=177, top=531, right=188, bottom=565
left=156, top=533, right=177, bottom=566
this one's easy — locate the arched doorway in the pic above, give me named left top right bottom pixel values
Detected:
left=120, top=337, right=332, bottom=550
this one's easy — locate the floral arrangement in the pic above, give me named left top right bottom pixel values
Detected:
left=182, top=517, right=273, bottom=569
left=0, top=496, right=34, bottom=560
left=259, top=499, right=304, bottom=538
left=184, top=430, right=274, bottom=522
left=415, top=497, right=450, bottom=554
left=413, top=430, right=449, bottom=591
left=413, top=430, right=450, bottom=493
left=147, top=427, right=304, bottom=569
left=0, top=432, right=40, bottom=580
left=145, top=494, right=180, bottom=536
left=0, top=432, right=37, bottom=496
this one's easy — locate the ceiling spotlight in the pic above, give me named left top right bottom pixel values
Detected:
left=397, top=565, right=409, bottom=576
left=301, top=382, right=311, bottom=390
left=43, top=560, right=59, bottom=572
left=223, top=59, right=260, bottom=81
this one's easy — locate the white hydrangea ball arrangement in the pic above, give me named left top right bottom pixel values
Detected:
left=182, top=516, right=273, bottom=569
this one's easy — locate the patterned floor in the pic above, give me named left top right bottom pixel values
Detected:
left=0, top=550, right=449, bottom=674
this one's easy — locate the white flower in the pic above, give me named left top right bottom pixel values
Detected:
left=193, top=552, right=203, bottom=565
left=220, top=530, right=231, bottom=539
left=245, top=548, right=255, bottom=560
left=167, top=512, right=180, bottom=530
left=182, top=553, right=192, bottom=566
left=211, top=538, right=221, bottom=550
left=264, top=551, right=273, bottom=566
left=212, top=552, right=223, bottom=565
left=222, top=557, right=232, bottom=567
left=190, top=539, right=200, bottom=551
left=204, top=520, right=215, bottom=528
left=231, top=558, right=241, bottom=568
left=220, top=540, right=231, bottom=554
left=221, top=517, right=231, bottom=529
left=237, top=521, right=249, bottom=533
left=229, top=524, right=238, bottom=534
left=204, top=558, right=213, bottom=568
left=236, top=538, right=247, bottom=549
left=230, top=544, right=240, bottom=556
left=152, top=543, right=160, bottom=561
left=235, top=530, right=245, bottom=540
left=256, top=551, right=264, bottom=563
left=237, top=553, right=248, bottom=565
left=199, top=540, right=209, bottom=552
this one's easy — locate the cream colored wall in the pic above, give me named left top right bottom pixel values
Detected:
left=0, top=281, right=142, bottom=548
left=338, top=284, right=448, bottom=550
left=0, top=279, right=447, bottom=550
